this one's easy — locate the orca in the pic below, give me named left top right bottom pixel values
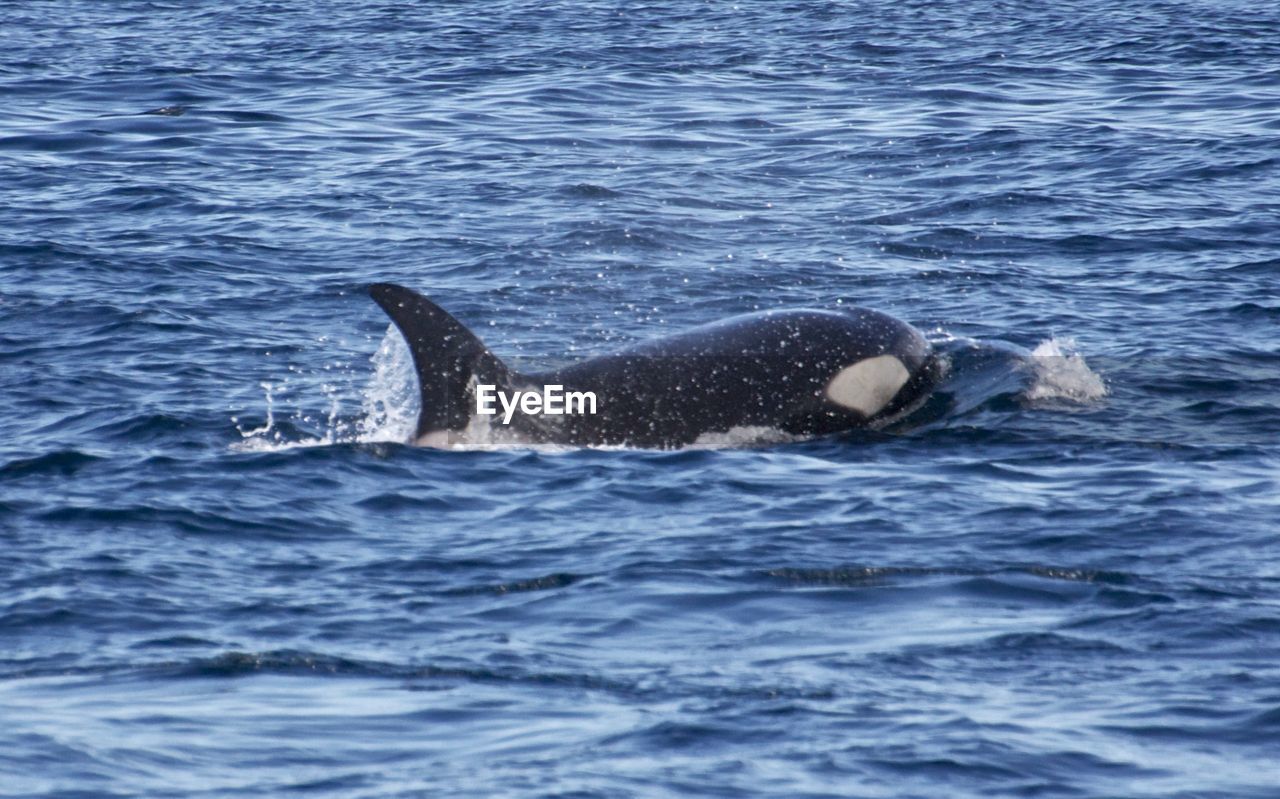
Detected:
left=369, top=283, right=943, bottom=449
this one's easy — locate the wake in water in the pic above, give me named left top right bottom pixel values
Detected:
left=233, top=327, right=1107, bottom=453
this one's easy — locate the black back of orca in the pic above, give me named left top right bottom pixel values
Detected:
left=369, top=283, right=942, bottom=448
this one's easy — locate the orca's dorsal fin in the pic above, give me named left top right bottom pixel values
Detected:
left=369, top=283, right=511, bottom=439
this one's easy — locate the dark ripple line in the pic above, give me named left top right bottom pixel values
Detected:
left=765, top=565, right=1136, bottom=588
left=0, top=649, right=834, bottom=706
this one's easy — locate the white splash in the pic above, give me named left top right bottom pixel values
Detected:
left=356, top=325, right=419, bottom=443
left=232, top=326, right=420, bottom=452
left=690, top=425, right=800, bottom=449
left=1024, top=337, right=1107, bottom=403
left=233, top=382, right=277, bottom=438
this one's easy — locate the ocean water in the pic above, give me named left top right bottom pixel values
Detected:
left=2, top=1, right=1279, bottom=796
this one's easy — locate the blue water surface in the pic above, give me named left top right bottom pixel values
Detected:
left=2, top=1, right=1279, bottom=797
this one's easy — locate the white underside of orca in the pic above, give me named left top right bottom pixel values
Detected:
left=824, top=355, right=911, bottom=417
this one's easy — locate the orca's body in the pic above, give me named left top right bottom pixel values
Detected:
left=370, top=283, right=942, bottom=448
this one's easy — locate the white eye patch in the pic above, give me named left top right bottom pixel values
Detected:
left=825, top=355, right=910, bottom=416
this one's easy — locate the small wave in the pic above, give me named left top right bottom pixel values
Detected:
left=956, top=631, right=1132, bottom=656
left=0, top=450, right=103, bottom=479
left=440, top=572, right=585, bottom=596
left=556, top=182, right=623, bottom=199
